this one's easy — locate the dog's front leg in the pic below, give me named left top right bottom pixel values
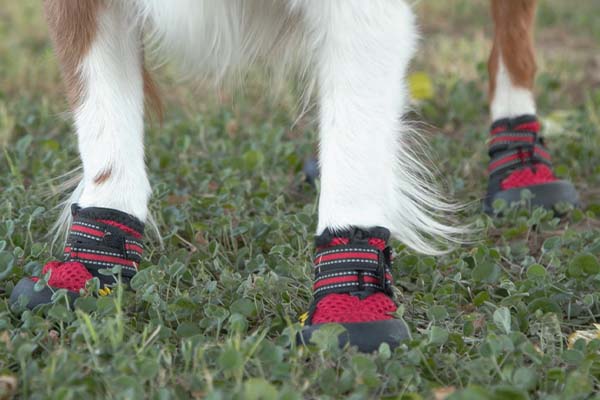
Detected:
left=11, top=1, right=151, bottom=308
left=46, top=0, right=151, bottom=221
left=297, top=0, right=459, bottom=351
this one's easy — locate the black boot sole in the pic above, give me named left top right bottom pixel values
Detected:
left=9, top=278, right=79, bottom=309
left=484, top=180, right=579, bottom=215
left=297, top=318, right=411, bottom=353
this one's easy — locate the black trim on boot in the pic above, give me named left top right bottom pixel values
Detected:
left=297, top=319, right=411, bottom=353
left=314, top=226, right=391, bottom=248
left=484, top=180, right=579, bottom=214
left=10, top=277, right=79, bottom=309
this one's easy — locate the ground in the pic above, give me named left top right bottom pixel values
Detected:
left=1, top=1, right=599, bottom=399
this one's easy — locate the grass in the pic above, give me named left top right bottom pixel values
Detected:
left=1, top=1, right=600, bottom=399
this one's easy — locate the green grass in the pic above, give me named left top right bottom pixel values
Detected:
left=1, top=1, right=600, bottom=399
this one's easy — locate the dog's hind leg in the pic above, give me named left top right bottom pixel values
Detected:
left=488, top=0, right=537, bottom=121
left=484, top=0, right=579, bottom=213
left=10, top=1, right=152, bottom=308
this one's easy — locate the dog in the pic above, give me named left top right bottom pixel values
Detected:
left=10, top=0, right=577, bottom=352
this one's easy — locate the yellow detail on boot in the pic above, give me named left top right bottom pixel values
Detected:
left=299, top=312, right=309, bottom=327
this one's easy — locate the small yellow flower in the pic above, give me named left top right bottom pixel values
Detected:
left=98, top=287, right=112, bottom=297
left=409, top=72, right=434, bottom=101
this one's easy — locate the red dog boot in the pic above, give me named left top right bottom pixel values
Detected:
left=483, top=114, right=579, bottom=214
left=10, top=205, right=144, bottom=309
left=298, top=227, right=410, bottom=352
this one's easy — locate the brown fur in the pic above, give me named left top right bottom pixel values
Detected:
left=93, top=168, right=113, bottom=185
left=44, top=1, right=163, bottom=119
left=143, top=65, right=164, bottom=123
left=43, top=0, right=102, bottom=108
left=488, top=0, right=537, bottom=101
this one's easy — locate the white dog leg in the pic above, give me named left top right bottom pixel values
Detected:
left=299, top=0, right=461, bottom=253
left=46, top=1, right=151, bottom=222
left=488, top=0, right=537, bottom=120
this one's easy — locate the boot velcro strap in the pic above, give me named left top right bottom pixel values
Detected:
left=69, top=217, right=143, bottom=247
left=313, top=244, right=393, bottom=298
left=488, top=131, right=536, bottom=155
left=66, top=244, right=139, bottom=279
left=488, top=143, right=552, bottom=177
left=487, top=116, right=552, bottom=179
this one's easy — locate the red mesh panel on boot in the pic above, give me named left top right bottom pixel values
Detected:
left=312, top=292, right=396, bottom=324
left=316, top=237, right=349, bottom=251
left=31, top=261, right=93, bottom=292
left=319, top=237, right=385, bottom=251
left=368, top=238, right=386, bottom=251
left=501, top=164, right=556, bottom=190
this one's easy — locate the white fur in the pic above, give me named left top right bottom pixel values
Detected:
left=62, top=0, right=464, bottom=254
left=491, top=55, right=536, bottom=121
left=298, top=0, right=463, bottom=253
left=134, top=0, right=310, bottom=83
left=74, top=2, right=150, bottom=222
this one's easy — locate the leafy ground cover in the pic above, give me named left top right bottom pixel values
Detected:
left=0, top=1, right=599, bottom=398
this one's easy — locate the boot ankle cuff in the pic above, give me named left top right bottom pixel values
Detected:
left=71, top=204, right=144, bottom=237
left=315, top=226, right=391, bottom=247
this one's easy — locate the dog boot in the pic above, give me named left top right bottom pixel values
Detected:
left=298, top=227, right=410, bottom=352
left=10, top=205, right=144, bottom=309
left=483, top=114, right=579, bottom=214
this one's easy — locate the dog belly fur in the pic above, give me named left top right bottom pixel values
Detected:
left=133, top=0, right=308, bottom=80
